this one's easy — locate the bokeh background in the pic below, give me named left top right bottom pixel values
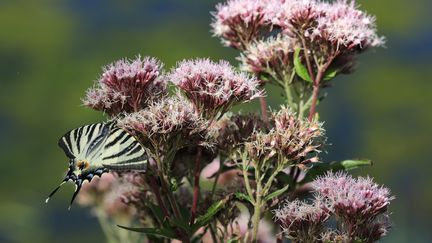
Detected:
left=1, top=0, right=431, bottom=242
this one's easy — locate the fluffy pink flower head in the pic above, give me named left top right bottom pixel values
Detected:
left=169, top=58, right=263, bottom=119
left=77, top=173, right=136, bottom=219
left=211, top=0, right=274, bottom=49
left=313, top=172, right=393, bottom=220
left=313, top=172, right=393, bottom=241
left=117, top=96, right=209, bottom=152
left=271, top=0, right=384, bottom=51
left=213, top=112, right=266, bottom=155
left=245, top=107, right=324, bottom=166
left=239, top=35, right=296, bottom=84
left=314, top=0, right=385, bottom=50
left=83, top=56, right=166, bottom=116
left=274, top=198, right=330, bottom=241
left=269, top=0, right=326, bottom=34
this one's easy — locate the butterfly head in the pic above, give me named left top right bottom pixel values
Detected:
left=45, top=158, right=109, bottom=210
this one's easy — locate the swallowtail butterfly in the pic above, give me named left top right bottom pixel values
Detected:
left=46, top=122, right=147, bottom=209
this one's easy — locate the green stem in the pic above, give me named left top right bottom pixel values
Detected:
left=242, top=154, right=255, bottom=203
left=95, top=211, right=117, bottom=243
left=190, top=147, right=203, bottom=225
left=262, top=167, right=281, bottom=196
left=283, top=70, right=297, bottom=110
left=252, top=167, right=262, bottom=242
left=210, top=160, right=222, bottom=200
left=299, top=35, right=316, bottom=81
left=299, top=93, right=314, bottom=118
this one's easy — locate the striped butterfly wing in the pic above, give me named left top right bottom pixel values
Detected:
left=58, top=122, right=147, bottom=171
left=99, top=126, right=148, bottom=171
left=58, top=122, right=112, bottom=161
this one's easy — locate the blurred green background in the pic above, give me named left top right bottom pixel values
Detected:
left=1, top=0, right=431, bottom=242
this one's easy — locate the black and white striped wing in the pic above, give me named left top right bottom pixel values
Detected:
left=98, top=127, right=148, bottom=171
left=58, top=122, right=147, bottom=171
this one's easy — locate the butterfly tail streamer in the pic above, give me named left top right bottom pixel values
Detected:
left=45, top=181, right=67, bottom=203
left=68, top=181, right=83, bottom=210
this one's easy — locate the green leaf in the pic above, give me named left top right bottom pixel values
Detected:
left=264, top=184, right=290, bottom=201
left=227, top=239, right=239, bottom=243
left=117, top=226, right=177, bottom=239
left=294, top=47, right=313, bottom=82
left=194, top=196, right=230, bottom=228
left=234, top=192, right=253, bottom=204
left=302, top=159, right=373, bottom=183
left=323, top=67, right=338, bottom=80
left=146, top=202, right=166, bottom=224
left=173, top=204, right=194, bottom=235
left=336, top=159, right=373, bottom=170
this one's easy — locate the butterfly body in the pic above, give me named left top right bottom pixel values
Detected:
left=47, top=122, right=147, bottom=209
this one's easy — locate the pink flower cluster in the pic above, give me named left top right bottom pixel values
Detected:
left=239, top=35, right=296, bottom=82
left=211, top=0, right=273, bottom=49
left=213, top=0, right=383, bottom=52
left=169, top=58, right=262, bottom=119
left=274, top=197, right=330, bottom=241
left=213, top=113, right=266, bottom=154
left=313, top=171, right=393, bottom=222
left=245, top=107, right=324, bottom=165
left=83, top=56, right=166, bottom=116
left=117, top=96, right=209, bottom=150
left=77, top=173, right=136, bottom=219
left=271, top=0, right=384, bottom=50
left=275, top=172, right=393, bottom=242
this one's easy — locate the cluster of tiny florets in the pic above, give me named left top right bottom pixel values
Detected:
left=213, top=113, right=266, bottom=155
left=246, top=107, right=324, bottom=165
left=239, top=35, right=296, bottom=83
left=117, top=96, right=209, bottom=150
left=274, top=197, right=330, bottom=242
left=169, top=58, right=263, bottom=119
left=275, top=172, right=393, bottom=242
left=269, top=0, right=325, bottom=33
left=77, top=173, right=136, bottom=219
left=211, top=0, right=274, bottom=49
left=270, top=0, right=384, bottom=50
left=313, top=171, right=393, bottom=238
left=83, top=56, right=166, bottom=116
left=119, top=172, right=154, bottom=223
left=315, top=0, right=385, bottom=49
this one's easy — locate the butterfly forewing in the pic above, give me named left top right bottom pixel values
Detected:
left=58, top=122, right=147, bottom=170
left=99, top=127, right=148, bottom=170
left=49, top=122, right=147, bottom=209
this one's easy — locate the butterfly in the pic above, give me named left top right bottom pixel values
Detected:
left=46, top=122, right=147, bottom=209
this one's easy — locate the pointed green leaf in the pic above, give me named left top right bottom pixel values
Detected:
left=337, top=159, right=373, bottom=170
left=324, top=67, right=338, bottom=81
left=302, top=159, right=373, bottom=184
left=264, top=184, right=290, bottom=201
left=146, top=202, right=166, bottom=224
left=234, top=192, right=253, bottom=204
left=194, top=196, right=230, bottom=228
left=117, top=226, right=177, bottom=239
left=294, top=47, right=313, bottom=82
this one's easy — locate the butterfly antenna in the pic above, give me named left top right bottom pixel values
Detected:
left=45, top=181, right=67, bottom=203
left=68, top=180, right=82, bottom=210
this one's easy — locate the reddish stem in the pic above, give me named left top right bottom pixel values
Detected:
left=190, top=146, right=203, bottom=225
left=308, top=82, right=321, bottom=121
left=259, top=96, right=269, bottom=124
left=300, top=37, right=316, bottom=81
left=308, top=60, right=333, bottom=121
left=148, top=175, right=170, bottom=220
